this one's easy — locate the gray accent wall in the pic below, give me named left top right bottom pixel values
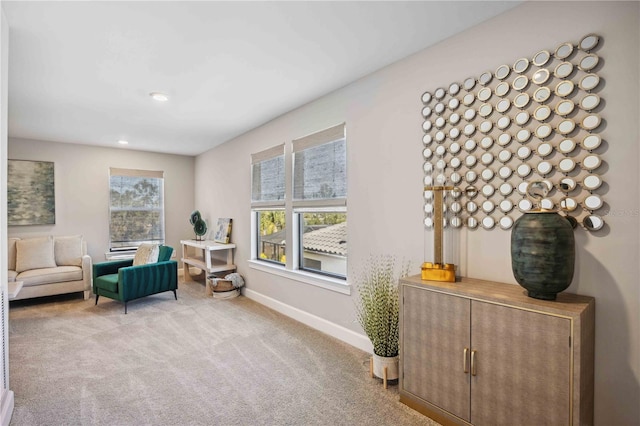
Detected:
left=194, top=2, right=639, bottom=425
left=8, top=138, right=195, bottom=261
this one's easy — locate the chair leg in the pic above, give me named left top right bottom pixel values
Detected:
left=124, top=302, right=127, bottom=314
left=173, top=290, right=177, bottom=300
left=95, top=294, right=99, bottom=305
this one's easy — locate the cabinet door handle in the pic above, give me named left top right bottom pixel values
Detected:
left=463, top=348, right=469, bottom=373
left=471, top=350, right=477, bottom=376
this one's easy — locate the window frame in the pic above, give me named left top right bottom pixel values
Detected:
left=251, top=144, right=286, bottom=266
left=250, top=123, right=349, bottom=293
left=108, top=167, right=165, bottom=252
left=255, top=208, right=287, bottom=266
left=296, top=208, right=347, bottom=280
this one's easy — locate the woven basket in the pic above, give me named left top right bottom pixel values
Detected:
left=212, top=289, right=240, bottom=299
left=210, top=279, right=234, bottom=292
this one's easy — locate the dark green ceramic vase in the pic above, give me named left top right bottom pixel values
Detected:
left=511, top=212, right=575, bottom=300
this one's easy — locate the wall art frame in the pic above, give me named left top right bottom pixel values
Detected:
left=213, top=218, right=233, bottom=244
left=8, top=159, right=56, bottom=226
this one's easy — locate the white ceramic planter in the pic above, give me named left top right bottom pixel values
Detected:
left=372, top=354, right=399, bottom=380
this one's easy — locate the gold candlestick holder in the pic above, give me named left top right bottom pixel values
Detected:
left=422, top=185, right=456, bottom=282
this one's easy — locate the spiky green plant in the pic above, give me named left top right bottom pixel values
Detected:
left=355, top=255, right=409, bottom=357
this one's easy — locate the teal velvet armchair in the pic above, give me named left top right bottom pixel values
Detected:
left=93, top=245, right=178, bottom=313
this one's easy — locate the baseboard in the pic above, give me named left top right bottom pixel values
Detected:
left=0, top=389, right=14, bottom=426
left=243, top=288, right=373, bottom=354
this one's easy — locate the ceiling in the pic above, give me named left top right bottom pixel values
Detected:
left=2, top=1, right=520, bottom=156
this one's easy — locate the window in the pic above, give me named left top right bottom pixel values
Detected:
left=251, top=144, right=285, bottom=205
left=293, top=124, right=347, bottom=278
left=299, top=212, right=347, bottom=277
left=251, top=145, right=286, bottom=264
left=257, top=210, right=286, bottom=264
left=251, top=124, right=347, bottom=282
left=109, top=168, right=165, bottom=251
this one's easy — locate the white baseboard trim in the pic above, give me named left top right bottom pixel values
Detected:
left=243, top=288, right=373, bottom=354
left=0, top=389, right=14, bottom=426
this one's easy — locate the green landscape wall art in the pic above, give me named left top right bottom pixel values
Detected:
left=8, top=160, right=55, bottom=226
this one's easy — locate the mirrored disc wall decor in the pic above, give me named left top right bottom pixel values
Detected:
left=421, top=33, right=606, bottom=232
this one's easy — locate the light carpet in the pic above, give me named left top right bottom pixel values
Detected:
left=8, top=280, right=438, bottom=425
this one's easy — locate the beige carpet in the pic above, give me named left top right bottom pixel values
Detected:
left=8, top=280, right=439, bottom=425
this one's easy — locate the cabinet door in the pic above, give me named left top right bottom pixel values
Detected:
left=402, top=286, right=471, bottom=422
left=471, top=301, right=571, bottom=426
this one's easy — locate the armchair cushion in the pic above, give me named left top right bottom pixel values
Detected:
left=94, top=274, right=119, bottom=293
left=132, top=243, right=159, bottom=266
left=158, top=245, right=172, bottom=262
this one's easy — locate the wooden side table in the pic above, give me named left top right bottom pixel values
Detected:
left=180, top=240, right=236, bottom=285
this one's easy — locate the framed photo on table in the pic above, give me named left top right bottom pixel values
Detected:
left=213, top=218, right=232, bottom=244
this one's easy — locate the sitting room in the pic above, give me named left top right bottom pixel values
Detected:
left=0, top=2, right=638, bottom=425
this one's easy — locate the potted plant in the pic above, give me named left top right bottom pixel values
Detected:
left=355, top=255, right=409, bottom=386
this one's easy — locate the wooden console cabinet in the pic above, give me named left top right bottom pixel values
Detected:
left=399, top=275, right=594, bottom=426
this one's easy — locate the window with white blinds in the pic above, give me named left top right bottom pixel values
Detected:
left=293, top=124, right=346, bottom=278
left=109, top=168, right=165, bottom=250
left=251, top=144, right=285, bottom=208
left=293, top=124, right=346, bottom=208
left=251, top=145, right=286, bottom=265
left=250, top=124, right=347, bottom=282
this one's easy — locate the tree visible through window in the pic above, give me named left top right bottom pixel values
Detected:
left=109, top=168, right=165, bottom=250
left=258, top=210, right=286, bottom=264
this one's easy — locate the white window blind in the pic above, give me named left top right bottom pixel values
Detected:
left=109, top=168, right=165, bottom=250
left=292, top=123, right=346, bottom=208
left=251, top=144, right=285, bottom=208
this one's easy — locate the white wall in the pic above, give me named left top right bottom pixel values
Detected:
left=0, top=8, right=14, bottom=426
left=8, top=138, right=195, bottom=261
left=195, top=2, right=639, bottom=424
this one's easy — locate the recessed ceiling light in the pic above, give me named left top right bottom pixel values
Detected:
left=118, top=140, right=129, bottom=145
left=149, top=92, right=169, bottom=102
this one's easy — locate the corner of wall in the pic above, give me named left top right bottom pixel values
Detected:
left=0, top=7, right=14, bottom=426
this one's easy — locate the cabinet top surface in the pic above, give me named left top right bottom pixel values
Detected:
left=180, top=240, right=236, bottom=249
left=401, top=274, right=594, bottom=316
